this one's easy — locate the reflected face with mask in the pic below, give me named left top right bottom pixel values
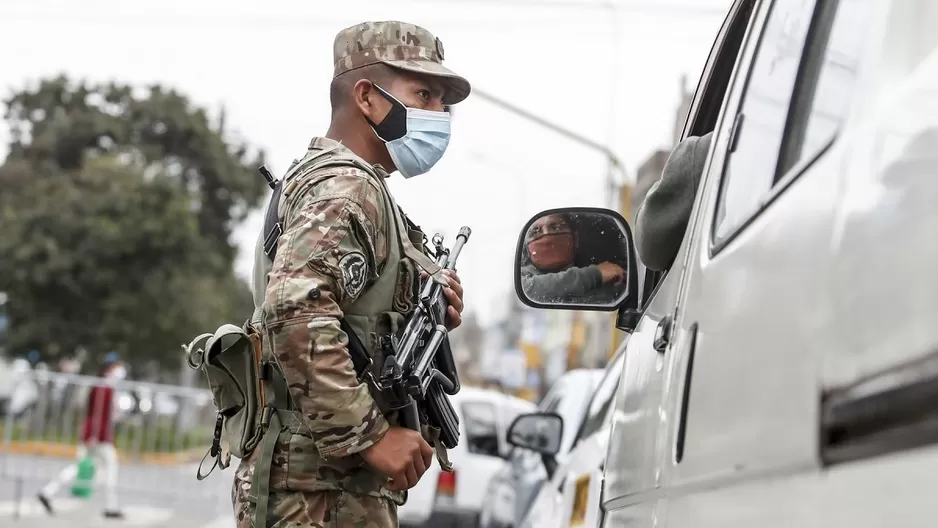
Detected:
left=354, top=70, right=452, bottom=178
left=526, top=214, right=577, bottom=272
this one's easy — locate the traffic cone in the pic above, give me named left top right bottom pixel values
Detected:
left=70, top=455, right=96, bottom=498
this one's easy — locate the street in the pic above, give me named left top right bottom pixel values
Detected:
left=0, top=453, right=236, bottom=527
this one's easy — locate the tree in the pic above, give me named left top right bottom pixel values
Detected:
left=0, top=74, right=261, bottom=371
left=3, top=74, right=267, bottom=263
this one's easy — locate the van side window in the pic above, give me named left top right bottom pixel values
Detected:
left=778, top=0, right=873, bottom=175
left=712, top=0, right=819, bottom=245
left=713, top=0, right=872, bottom=247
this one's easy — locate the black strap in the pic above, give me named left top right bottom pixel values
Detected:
left=262, top=180, right=284, bottom=260
left=340, top=318, right=374, bottom=378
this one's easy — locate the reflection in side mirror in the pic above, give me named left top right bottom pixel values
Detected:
left=507, top=412, right=564, bottom=457
left=514, top=207, right=636, bottom=311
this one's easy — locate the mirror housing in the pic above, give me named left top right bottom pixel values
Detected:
left=514, top=207, right=639, bottom=316
left=507, top=412, right=564, bottom=457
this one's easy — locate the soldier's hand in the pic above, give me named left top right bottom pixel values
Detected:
left=361, top=426, right=434, bottom=491
left=419, top=269, right=464, bottom=330
left=441, top=269, right=464, bottom=330
left=598, top=262, right=626, bottom=284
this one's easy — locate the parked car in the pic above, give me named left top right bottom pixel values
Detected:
left=0, top=358, right=39, bottom=419
left=397, top=386, right=536, bottom=528
left=478, top=368, right=605, bottom=528
left=510, top=0, right=938, bottom=526
left=511, top=348, right=627, bottom=528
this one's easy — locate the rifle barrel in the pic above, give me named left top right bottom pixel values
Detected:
left=444, top=226, right=471, bottom=271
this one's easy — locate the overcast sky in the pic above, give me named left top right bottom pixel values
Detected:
left=0, top=0, right=731, bottom=325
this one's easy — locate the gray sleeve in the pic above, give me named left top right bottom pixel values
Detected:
left=634, top=132, right=713, bottom=271
left=522, top=264, right=603, bottom=301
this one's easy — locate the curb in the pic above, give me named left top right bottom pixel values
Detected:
left=0, top=441, right=205, bottom=465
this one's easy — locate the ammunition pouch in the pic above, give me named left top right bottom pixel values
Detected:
left=183, top=321, right=268, bottom=480
left=185, top=320, right=304, bottom=527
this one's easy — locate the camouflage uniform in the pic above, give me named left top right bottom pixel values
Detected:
left=233, top=21, right=470, bottom=528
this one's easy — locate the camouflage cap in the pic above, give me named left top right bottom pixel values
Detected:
left=333, top=21, right=471, bottom=105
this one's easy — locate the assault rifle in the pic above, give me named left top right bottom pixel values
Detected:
left=351, top=228, right=471, bottom=451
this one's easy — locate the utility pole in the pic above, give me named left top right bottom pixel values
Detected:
left=471, top=86, right=631, bottom=369
left=470, top=88, right=629, bottom=207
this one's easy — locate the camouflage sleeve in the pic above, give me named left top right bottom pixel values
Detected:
left=263, top=167, right=389, bottom=459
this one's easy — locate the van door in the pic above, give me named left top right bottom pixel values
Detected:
left=656, top=0, right=877, bottom=526
left=820, top=1, right=938, bottom=468
left=601, top=1, right=757, bottom=526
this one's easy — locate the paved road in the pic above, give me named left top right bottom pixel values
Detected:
left=0, top=453, right=238, bottom=527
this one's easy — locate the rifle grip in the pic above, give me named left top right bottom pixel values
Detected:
left=399, top=401, right=421, bottom=432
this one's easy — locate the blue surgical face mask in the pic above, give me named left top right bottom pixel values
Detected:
left=366, top=83, right=451, bottom=179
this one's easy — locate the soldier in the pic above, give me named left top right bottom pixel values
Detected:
left=234, top=21, right=470, bottom=527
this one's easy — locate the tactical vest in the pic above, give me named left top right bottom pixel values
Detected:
left=245, top=141, right=449, bottom=524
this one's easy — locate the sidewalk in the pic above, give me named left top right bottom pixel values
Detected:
left=0, top=496, right=233, bottom=527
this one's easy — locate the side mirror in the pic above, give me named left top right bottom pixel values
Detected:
left=507, top=412, right=564, bottom=457
left=514, top=207, right=637, bottom=312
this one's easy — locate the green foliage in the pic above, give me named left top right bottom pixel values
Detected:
left=3, top=74, right=267, bottom=262
left=0, top=74, right=263, bottom=370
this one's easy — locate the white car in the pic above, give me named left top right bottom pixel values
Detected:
left=398, top=386, right=536, bottom=528
left=478, top=368, right=605, bottom=528
left=0, top=358, right=38, bottom=419
left=512, top=349, right=626, bottom=528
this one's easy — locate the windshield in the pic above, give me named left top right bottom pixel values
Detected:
left=552, top=374, right=600, bottom=453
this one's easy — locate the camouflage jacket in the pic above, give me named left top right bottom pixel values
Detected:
left=237, top=137, right=422, bottom=504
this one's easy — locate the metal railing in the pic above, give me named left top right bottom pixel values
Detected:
left=0, top=370, right=231, bottom=522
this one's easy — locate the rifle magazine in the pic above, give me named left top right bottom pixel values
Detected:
left=426, top=382, right=459, bottom=449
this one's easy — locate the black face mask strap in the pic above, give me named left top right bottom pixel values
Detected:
left=364, top=83, right=408, bottom=142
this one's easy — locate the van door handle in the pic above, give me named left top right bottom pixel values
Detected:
left=653, top=315, right=672, bottom=354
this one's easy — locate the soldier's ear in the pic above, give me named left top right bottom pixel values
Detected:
left=354, top=80, right=387, bottom=124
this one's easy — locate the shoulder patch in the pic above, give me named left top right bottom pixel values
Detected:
left=339, top=251, right=368, bottom=299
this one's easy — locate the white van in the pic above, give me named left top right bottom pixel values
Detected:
left=508, top=0, right=938, bottom=526
left=398, top=387, right=536, bottom=528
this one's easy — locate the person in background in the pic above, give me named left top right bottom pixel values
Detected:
left=520, top=213, right=626, bottom=304
left=38, top=352, right=127, bottom=520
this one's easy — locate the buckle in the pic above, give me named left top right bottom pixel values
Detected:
left=263, top=223, right=283, bottom=258
left=359, top=367, right=377, bottom=387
